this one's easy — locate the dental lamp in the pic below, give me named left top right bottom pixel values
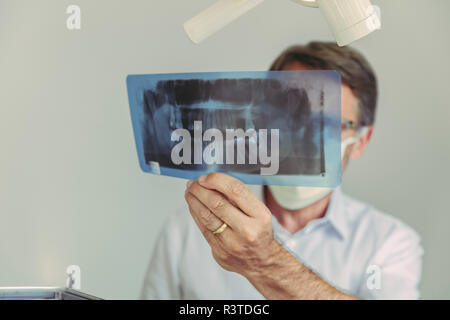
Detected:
left=184, top=0, right=381, bottom=46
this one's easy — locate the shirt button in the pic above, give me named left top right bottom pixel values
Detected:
left=286, top=239, right=296, bottom=247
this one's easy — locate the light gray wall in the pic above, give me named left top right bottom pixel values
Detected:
left=0, top=0, right=449, bottom=299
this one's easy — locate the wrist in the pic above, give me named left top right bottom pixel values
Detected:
left=244, top=238, right=285, bottom=280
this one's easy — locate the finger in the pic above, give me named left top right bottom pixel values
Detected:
left=185, top=191, right=218, bottom=245
left=186, top=196, right=232, bottom=266
left=188, top=180, right=249, bottom=229
left=197, top=172, right=270, bottom=219
left=185, top=189, right=224, bottom=232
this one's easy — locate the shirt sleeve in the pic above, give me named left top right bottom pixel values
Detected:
left=140, top=212, right=185, bottom=300
left=357, top=223, right=424, bottom=300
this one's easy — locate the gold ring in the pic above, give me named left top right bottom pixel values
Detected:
left=213, top=223, right=228, bottom=235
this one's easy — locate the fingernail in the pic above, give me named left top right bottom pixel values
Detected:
left=198, top=175, right=207, bottom=183
left=186, top=180, right=193, bottom=188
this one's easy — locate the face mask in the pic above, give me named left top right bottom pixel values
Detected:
left=268, top=129, right=367, bottom=210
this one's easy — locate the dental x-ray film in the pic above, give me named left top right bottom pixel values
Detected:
left=126, top=71, right=341, bottom=187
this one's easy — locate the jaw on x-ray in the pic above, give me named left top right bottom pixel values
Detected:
left=126, top=71, right=342, bottom=187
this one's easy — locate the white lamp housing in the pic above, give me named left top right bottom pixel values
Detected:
left=184, top=0, right=380, bottom=46
left=292, top=0, right=381, bottom=46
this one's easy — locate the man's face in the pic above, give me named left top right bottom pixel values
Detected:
left=283, top=61, right=372, bottom=171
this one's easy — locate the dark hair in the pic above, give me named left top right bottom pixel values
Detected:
left=270, top=42, right=378, bottom=126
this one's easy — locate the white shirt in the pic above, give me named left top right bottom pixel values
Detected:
left=141, top=186, right=423, bottom=300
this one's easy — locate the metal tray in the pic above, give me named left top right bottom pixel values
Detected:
left=0, top=287, right=102, bottom=300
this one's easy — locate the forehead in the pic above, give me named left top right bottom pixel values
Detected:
left=282, top=61, right=359, bottom=122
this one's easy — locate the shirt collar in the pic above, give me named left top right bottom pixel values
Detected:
left=247, top=185, right=349, bottom=240
left=323, top=187, right=349, bottom=240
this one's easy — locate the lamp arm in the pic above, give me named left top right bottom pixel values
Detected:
left=291, top=0, right=319, bottom=8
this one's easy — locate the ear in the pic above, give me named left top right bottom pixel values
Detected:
left=350, top=126, right=373, bottom=159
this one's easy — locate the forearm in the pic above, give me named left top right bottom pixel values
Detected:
left=245, top=240, right=357, bottom=300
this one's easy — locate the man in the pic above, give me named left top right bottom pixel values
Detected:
left=141, top=42, right=423, bottom=300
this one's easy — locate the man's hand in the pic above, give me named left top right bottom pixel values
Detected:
left=184, top=172, right=356, bottom=300
left=184, top=172, right=282, bottom=279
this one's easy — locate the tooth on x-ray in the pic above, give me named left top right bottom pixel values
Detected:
left=127, top=71, right=342, bottom=187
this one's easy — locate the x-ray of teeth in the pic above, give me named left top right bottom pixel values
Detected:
left=127, top=71, right=342, bottom=187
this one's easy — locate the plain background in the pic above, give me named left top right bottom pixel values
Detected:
left=0, top=0, right=449, bottom=299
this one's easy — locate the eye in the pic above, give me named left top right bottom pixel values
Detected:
left=341, top=120, right=356, bottom=130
